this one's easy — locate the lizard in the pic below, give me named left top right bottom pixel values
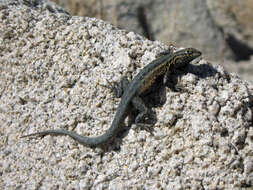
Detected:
left=21, top=47, right=201, bottom=146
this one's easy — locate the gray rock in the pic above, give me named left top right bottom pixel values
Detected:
left=0, top=0, right=253, bottom=189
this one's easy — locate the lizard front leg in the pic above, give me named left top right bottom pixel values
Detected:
left=106, top=77, right=154, bottom=126
left=105, top=76, right=130, bottom=98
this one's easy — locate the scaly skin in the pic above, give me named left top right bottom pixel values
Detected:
left=21, top=48, right=201, bottom=146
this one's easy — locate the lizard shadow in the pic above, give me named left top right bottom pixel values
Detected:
left=187, top=62, right=220, bottom=79
left=167, top=62, right=221, bottom=90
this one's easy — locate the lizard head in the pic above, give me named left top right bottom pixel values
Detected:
left=172, top=48, right=201, bottom=68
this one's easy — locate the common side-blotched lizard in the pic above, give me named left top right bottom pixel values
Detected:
left=21, top=48, right=201, bottom=146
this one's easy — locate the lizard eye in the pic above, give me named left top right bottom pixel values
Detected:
left=187, top=50, right=193, bottom=55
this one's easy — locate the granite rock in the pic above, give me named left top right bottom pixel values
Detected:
left=0, top=1, right=253, bottom=189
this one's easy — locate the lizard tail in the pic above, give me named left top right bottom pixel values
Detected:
left=21, top=129, right=113, bottom=146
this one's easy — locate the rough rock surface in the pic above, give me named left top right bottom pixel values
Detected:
left=1, top=1, right=253, bottom=189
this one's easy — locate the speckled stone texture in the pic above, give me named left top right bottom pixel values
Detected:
left=0, top=0, right=253, bottom=189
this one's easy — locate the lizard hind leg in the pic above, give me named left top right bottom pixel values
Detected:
left=131, top=96, right=156, bottom=133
